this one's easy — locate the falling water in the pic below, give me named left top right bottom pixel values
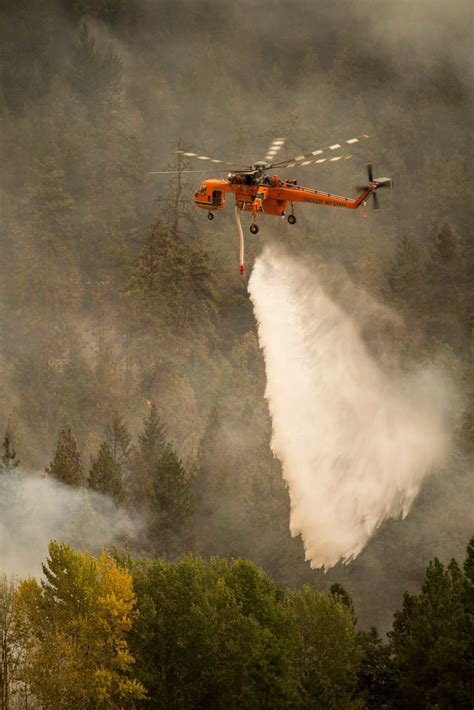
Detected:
left=248, top=244, right=451, bottom=568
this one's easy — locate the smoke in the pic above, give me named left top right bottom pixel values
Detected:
left=248, top=244, right=452, bottom=569
left=0, top=471, right=134, bottom=578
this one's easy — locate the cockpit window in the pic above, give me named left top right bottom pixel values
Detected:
left=200, top=185, right=206, bottom=193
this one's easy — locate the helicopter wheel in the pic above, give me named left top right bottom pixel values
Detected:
left=208, top=211, right=214, bottom=220
left=250, top=223, right=259, bottom=235
left=287, top=214, right=296, bottom=225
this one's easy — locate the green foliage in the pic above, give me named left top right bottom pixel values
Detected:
left=125, top=555, right=364, bottom=708
left=387, top=234, right=426, bottom=319
left=355, top=627, right=396, bottom=709
left=3, top=537, right=474, bottom=706
left=15, top=158, right=82, bottom=318
left=16, top=541, right=146, bottom=706
left=106, top=411, right=132, bottom=465
left=288, top=585, right=362, bottom=708
left=0, top=0, right=471, bottom=661
left=128, top=556, right=292, bottom=707
left=88, top=440, right=125, bottom=504
left=149, top=444, right=192, bottom=554
left=0, top=576, right=26, bottom=707
left=388, top=541, right=474, bottom=708
left=0, top=436, right=19, bottom=475
left=46, top=427, right=85, bottom=487
left=330, top=582, right=357, bottom=625
left=70, top=22, right=123, bottom=108
left=137, top=401, right=167, bottom=465
left=126, top=221, right=218, bottom=340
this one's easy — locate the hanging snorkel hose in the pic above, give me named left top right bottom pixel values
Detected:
left=235, top=205, right=245, bottom=274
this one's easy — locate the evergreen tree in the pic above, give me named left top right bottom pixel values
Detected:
left=329, top=583, right=357, bottom=625
left=137, top=402, right=167, bottom=470
left=70, top=22, right=123, bottom=109
left=105, top=412, right=132, bottom=499
left=150, top=444, right=191, bottom=554
left=387, top=234, right=426, bottom=318
left=127, top=403, right=167, bottom=513
left=355, top=627, right=396, bottom=709
left=389, top=550, right=474, bottom=708
left=0, top=436, right=19, bottom=475
left=426, top=221, right=467, bottom=350
left=88, top=440, right=125, bottom=505
left=15, top=158, right=82, bottom=317
left=46, top=428, right=85, bottom=487
left=106, top=412, right=132, bottom=465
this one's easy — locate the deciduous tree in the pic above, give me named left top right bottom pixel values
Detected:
left=16, top=541, right=145, bottom=706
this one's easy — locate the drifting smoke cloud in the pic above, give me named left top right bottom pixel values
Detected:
left=0, top=471, right=134, bottom=578
left=249, top=245, right=453, bottom=569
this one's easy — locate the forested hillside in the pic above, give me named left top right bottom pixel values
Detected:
left=0, top=0, right=472, bottom=687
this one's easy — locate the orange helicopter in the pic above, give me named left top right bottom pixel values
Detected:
left=151, top=135, right=392, bottom=273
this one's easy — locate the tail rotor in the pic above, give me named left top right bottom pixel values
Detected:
left=356, top=162, right=392, bottom=212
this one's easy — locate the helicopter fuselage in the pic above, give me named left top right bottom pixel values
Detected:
left=193, top=176, right=374, bottom=219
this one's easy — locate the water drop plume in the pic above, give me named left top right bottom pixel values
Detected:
left=248, top=244, right=451, bottom=569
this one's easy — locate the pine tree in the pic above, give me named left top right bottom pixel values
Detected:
left=70, top=23, right=123, bottom=109
left=329, top=583, right=357, bottom=625
left=106, top=412, right=132, bottom=466
left=426, top=222, right=466, bottom=349
left=137, top=402, right=167, bottom=469
left=387, top=234, right=426, bottom=318
left=88, top=441, right=125, bottom=505
left=46, top=428, right=85, bottom=487
left=389, top=553, right=473, bottom=708
left=127, top=403, right=167, bottom=513
left=16, top=158, right=82, bottom=317
left=150, top=444, right=191, bottom=554
left=0, top=436, right=19, bottom=475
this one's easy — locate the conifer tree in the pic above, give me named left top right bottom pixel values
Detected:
left=126, top=403, right=167, bottom=512
left=0, top=436, right=19, bottom=475
left=70, top=23, right=123, bottom=109
left=137, top=402, right=167, bottom=470
left=387, top=234, right=426, bottom=317
left=88, top=441, right=124, bottom=505
left=106, top=412, right=132, bottom=466
left=16, top=158, right=82, bottom=317
left=389, top=551, right=473, bottom=708
left=150, top=444, right=191, bottom=554
left=46, top=428, right=85, bottom=487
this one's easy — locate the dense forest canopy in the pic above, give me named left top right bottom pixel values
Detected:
left=0, top=0, right=472, bottom=703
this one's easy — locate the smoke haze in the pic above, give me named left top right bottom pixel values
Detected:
left=0, top=472, right=134, bottom=577
left=249, top=245, right=453, bottom=568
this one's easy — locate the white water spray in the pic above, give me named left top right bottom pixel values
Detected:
left=248, top=244, right=451, bottom=568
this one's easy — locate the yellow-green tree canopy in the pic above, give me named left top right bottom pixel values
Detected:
left=15, top=541, right=146, bottom=707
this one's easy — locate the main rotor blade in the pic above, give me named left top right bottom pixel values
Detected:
left=367, top=162, right=374, bottom=182
left=276, top=154, right=354, bottom=169
left=149, top=169, right=237, bottom=175
left=372, top=192, right=381, bottom=212
left=264, top=137, right=286, bottom=163
left=176, top=149, right=248, bottom=168
left=270, top=133, right=370, bottom=168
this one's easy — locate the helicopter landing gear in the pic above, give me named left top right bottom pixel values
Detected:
left=250, top=223, right=259, bottom=235
left=208, top=211, right=214, bottom=220
left=288, top=214, right=296, bottom=225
